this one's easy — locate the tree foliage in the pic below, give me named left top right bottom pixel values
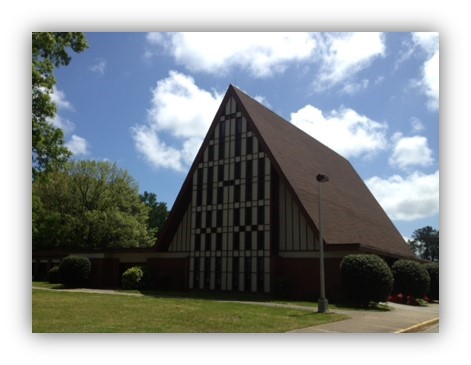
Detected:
left=32, top=32, right=88, bottom=179
left=408, top=226, right=439, bottom=262
left=33, top=160, right=156, bottom=249
left=140, top=191, right=169, bottom=239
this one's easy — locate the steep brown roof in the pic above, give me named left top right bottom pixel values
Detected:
left=159, top=85, right=415, bottom=259
left=231, top=85, right=414, bottom=258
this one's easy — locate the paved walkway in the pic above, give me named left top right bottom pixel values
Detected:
left=33, top=286, right=439, bottom=333
left=288, top=302, right=439, bottom=333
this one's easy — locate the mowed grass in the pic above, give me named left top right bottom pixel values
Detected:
left=32, top=289, right=348, bottom=333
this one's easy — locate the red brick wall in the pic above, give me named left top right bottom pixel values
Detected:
left=147, top=257, right=189, bottom=291
left=89, top=258, right=121, bottom=288
left=274, top=257, right=344, bottom=301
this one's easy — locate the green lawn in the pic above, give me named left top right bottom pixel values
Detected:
left=32, top=288, right=348, bottom=333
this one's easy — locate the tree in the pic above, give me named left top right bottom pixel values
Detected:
left=408, top=226, right=439, bottom=262
left=33, top=160, right=156, bottom=249
left=140, top=191, right=169, bottom=239
left=32, top=32, right=88, bottom=179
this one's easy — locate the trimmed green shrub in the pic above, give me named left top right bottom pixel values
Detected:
left=340, top=254, right=394, bottom=306
left=47, top=265, right=60, bottom=284
left=392, top=259, right=430, bottom=300
left=58, top=256, right=91, bottom=288
left=424, top=262, right=439, bottom=301
left=122, top=266, right=146, bottom=290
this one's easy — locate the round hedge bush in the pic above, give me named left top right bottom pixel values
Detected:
left=58, top=255, right=91, bottom=288
left=391, top=259, right=430, bottom=300
left=121, top=266, right=146, bottom=290
left=423, top=262, right=439, bottom=301
left=340, top=254, right=394, bottom=306
left=47, top=265, right=60, bottom=284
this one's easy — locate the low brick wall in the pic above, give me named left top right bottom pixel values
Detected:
left=274, top=257, right=344, bottom=301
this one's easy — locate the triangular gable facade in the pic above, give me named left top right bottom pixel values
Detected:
left=157, top=85, right=414, bottom=295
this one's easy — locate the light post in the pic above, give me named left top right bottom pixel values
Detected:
left=316, top=173, right=329, bottom=313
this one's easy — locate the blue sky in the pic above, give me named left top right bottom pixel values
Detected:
left=52, top=32, right=439, bottom=240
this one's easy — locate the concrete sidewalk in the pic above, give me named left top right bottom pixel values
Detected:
left=288, top=302, right=439, bottom=333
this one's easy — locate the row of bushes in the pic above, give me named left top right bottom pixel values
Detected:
left=47, top=256, right=171, bottom=290
left=340, top=254, right=439, bottom=306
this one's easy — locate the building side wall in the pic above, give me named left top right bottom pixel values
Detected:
left=168, top=202, right=192, bottom=252
left=278, top=179, right=318, bottom=252
left=275, top=257, right=344, bottom=301
left=147, top=257, right=189, bottom=291
left=32, top=251, right=187, bottom=289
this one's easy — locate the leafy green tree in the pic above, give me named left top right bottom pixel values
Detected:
left=33, top=160, right=156, bottom=249
left=408, top=226, right=439, bottom=262
left=140, top=191, right=169, bottom=239
left=32, top=32, right=88, bottom=179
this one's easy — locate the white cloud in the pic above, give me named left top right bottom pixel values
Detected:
left=48, top=87, right=90, bottom=157
left=421, top=50, right=439, bottom=110
left=412, top=32, right=439, bottom=56
left=340, top=79, right=369, bottom=95
left=389, top=133, right=434, bottom=170
left=147, top=32, right=316, bottom=78
left=49, top=115, right=75, bottom=135
left=411, top=32, right=439, bottom=111
left=146, top=32, right=385, bottom=91
left=90, top=58, right=106, bottom=74
left=254, top=95, right=272, bottom=109
left=131, top=71, right=223, bottom=171
left=290, top=104, right=388, bottom=159
left=50, top=87, right=74, bottom=111
left=132, top=125, right=186, bottom=171
left=313, top=32, right=385, bottom=90
left=66, top=135, right=90, bottom=156
left=410, top=117, right=425, bottom=132
left=48, top=87, right=76, bottom=134
left=365, top=170, right=439, bottom=221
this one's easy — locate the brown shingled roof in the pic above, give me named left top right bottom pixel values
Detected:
left=159, top=85, right=415, bottom=259
left=231, top=85, right=414, bottom=258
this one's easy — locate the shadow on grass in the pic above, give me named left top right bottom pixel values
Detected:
left=133, top=288, right=279, bottom=303
left=132, top=289, right=393, bottom=312
left=33, top=281, right=392, bottom=311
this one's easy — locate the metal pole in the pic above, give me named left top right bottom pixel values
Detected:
left=317, top=177, right=329, bottom=313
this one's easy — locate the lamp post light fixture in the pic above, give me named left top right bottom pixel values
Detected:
left=316, top=173, right=329, bottom=313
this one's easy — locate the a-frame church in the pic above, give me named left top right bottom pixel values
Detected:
left=33, top=85, right=415, bottom=300
left=154, top=85, right=415, bottom=298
